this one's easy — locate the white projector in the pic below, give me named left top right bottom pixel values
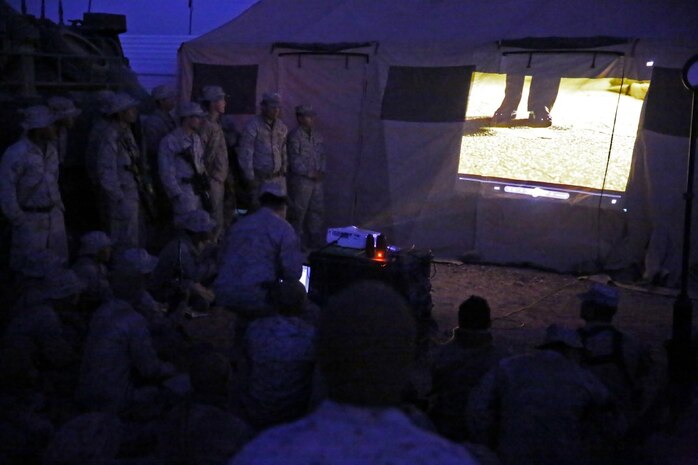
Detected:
left=326, top=225, right=381, bottom=249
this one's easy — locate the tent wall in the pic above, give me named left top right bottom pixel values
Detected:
left=277, top=53, right=369, bottom=228
left=178, top=0, right=698, bottom=279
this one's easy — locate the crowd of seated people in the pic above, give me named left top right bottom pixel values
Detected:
left=0, top=87, right=663, bottom=465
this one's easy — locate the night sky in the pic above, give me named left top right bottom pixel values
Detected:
left=8, top=0, right=259, bottom=35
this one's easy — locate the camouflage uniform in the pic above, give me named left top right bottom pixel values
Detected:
left=85, top=91, right=115, bottom=187
left=468, top=350, right=623, bottom=465
left=77, top=298, right=175, bottom=414
left=54, top=126, right=70, bottom=165
left=1, top=304, right=76, bottom=380
left=287, top=126, right=325, bottom=248
left=1, top=264, right=84, bottom=386
left=0, top=137, right=68, bottom=270
left=199, top=117, right=229, bottom=240
left=85, top=116, right=110, bottom=186
left=151, top=231, right=217, bottom=304
left=158, top=127, right=207, bottom=222
left=242, top=315, right=316, bottom=427
left=238, top=115, right=288, bottom=190
left=158, top=402, right=252, bottom=465
left=429, top=329, right=508, bottom=442
left=231, top=400, right=480, bottom=465
left=48, top=96, right=81, bottom=165
left=144, top=108, right=177, bottom=157
left=96, top=122, right=142, bottom=247
left=578, top=322, right=652, bottom=417
left=72, top=256, right=111, bottom=303
left=71, top=231, right=112, bottom=304
left=214, top=207, right=303, bottom=311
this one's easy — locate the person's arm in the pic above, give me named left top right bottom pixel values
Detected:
left=0, top=150, right=26, bottom=225
left=287, top=131, right=305, bottom=175
left=158, top=137, right=184, bottom=200
left=280, top=126, right=288, bottom=175
left=208, top=128, right=229, bottom=183
left=96, top=131, right=125, bottom=203
left=237, top=122, right=257, bottom=183
left=317, top=133, right=326, bottom=175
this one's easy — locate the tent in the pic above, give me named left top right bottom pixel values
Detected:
left=178, top=0, right=698, bottom=282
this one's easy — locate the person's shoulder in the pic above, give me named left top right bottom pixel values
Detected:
left=247, top=315, right=280, bottom=334
left=162, top=126, right=182, bottom=141
left=275, top=315, right=316, bottom=339
left=243, top=115, right=264, bottom=130
left=198, top=118, right=216, bottom=135
left=287, top=125, right=302, bottom=137
left=395, top=425, right=480, bottom=464
left=98, top=298, right=142, bottom=323
left=430, top=337, right=462, bottom=360
left=2, top=138, right=30, bottom=159
left=101, top=122, right=120, bottom=137
left=229, top=413, right=318, bottom=465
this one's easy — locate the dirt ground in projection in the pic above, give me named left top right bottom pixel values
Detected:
left=186, top=262, right=698, bottom=464
left=459, top=74, right=646, bottom=192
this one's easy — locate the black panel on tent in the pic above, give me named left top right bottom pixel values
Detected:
left=381, top=66, right=474, bottom=123
left=191, top=63, right=258, bottom=114
left=644, top=67, right=693, bottom=138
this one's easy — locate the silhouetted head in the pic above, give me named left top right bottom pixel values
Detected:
left=318, top=281, right=415, bottom=407
left=458, top=295, right=491, bottom=330
left=579, top=283, right=618, bottom=323
left=270, top=280, right=307, bottom=316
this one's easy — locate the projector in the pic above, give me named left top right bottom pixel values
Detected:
left=326, top=226, right=381, bottom=249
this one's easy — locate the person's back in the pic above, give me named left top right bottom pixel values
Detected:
left=159, top=351, right=252, bottom=465
left=430, top=330, right=507, bottom=441
left=214, top=199, right=302, bottom=310
left=1, top=262, right=84, bottom=387
left=77, top=298, right=174, bottom=413
left=468, top=326, right=622, bottom=465
left=577, top=284, right=651, bottom=417
left=580, top=323, right=651, bottom=414
left=243, top=314, right=315, bottom=427
left=429, top=295, right=507, bottom=441
left=1, top=303, right=75, bottom=386
left=231, top=400, right=479, bottom=465
left=230, top=281, right=479, bottom=465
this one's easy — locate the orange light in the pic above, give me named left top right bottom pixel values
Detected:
left=375, top=251, right=385, bottom=261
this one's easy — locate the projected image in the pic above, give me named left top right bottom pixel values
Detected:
left=458, top=72, right=648, bottom=193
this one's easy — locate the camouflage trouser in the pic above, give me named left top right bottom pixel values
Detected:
left=209, top=178, right=225, bottom=242
left=10, top=207, right=68, bottom=271
left=287, top=175, right=324, bottom=249
left=105, top=190, right=140, bottom=248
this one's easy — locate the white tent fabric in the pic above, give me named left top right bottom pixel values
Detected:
left=179, top=0, right=698, bottom=282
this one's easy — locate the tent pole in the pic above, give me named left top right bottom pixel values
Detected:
left=189, top=0, right=193, bottom=35
left=668, top=82, right=697, bottom=414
